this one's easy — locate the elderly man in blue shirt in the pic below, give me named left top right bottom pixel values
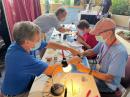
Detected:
left=73, top=18, right=128, bottom=93
left=1, top=21, right=80, bottom=97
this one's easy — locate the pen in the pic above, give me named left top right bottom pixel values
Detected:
left=86, top=89, right=91, bottom=97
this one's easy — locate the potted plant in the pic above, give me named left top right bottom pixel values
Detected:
left=64, top=0, right=71, bottom=6
left=112, top=0, right=130, bottom=16
left=116, top=30, right=130, bottom=55
left=117, top=31, right=130, bottom=41
left=111, top=0, right=130, bottom=27
left=54, top=0, right=59, bottom=3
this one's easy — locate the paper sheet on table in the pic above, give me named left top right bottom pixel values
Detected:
left=67, top=41, right=83, bottom=47
left=29, top=74, right=49, bottom=93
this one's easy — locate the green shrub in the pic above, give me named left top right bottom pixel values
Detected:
left=112, top=0, right=130, bottom=16
left=63, top=0, right=71, bottom=6
left=54, top=0, right=59, bottom=3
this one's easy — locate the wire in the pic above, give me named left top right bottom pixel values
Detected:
left=62, top=49, right=65, bottom=58
left=71, top=79, right=74, bottom=96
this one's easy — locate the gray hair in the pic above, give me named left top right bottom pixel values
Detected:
left=55, top=7, right=67, bottom=16
left=13, top=21, right=41, bottom=44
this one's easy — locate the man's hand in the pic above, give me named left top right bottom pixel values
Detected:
left=65, top=28, right=71, bottom=32
left=79, top=49, right=96, bottom=57
left=44, top=64, right=63, bottom=76
left=79, top=51, right=86, bottom=57
left=69, top=57, right=90, bottom=73
left=58, top=27, right=71, bottom=33
left=68, top=56, right=82, bottom=65
left=77, top=36, right=84, bottom=44
left=76, top=32, right=83, bottom=38
left=68, top=48, right=80, bottom=56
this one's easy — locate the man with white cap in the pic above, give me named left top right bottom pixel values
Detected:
left=73, top=18, right=128, bottom=93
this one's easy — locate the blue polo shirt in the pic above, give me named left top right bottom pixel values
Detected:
left=1, top=41, right=48, bottom=95
left=93, top=42, right=128, bottom=90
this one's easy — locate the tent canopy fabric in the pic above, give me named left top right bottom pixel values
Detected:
left=3, top=0, right=41, bottom=41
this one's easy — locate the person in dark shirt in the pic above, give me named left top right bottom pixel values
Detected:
left=97, top=0, right=112, bottom=19
left=102, top=0, right=112, bottom=15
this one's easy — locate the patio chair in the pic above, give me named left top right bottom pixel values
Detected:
left=100, top=55, right=130, bottom=97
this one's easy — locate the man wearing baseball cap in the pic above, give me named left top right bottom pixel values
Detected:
left=74, top=18, right=128, bottom=93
